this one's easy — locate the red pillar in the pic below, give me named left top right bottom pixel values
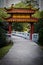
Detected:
left=8, top=22, right=12, bottom=34
left=30, top=23, right=34, bottom=40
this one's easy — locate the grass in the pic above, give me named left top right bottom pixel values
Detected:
left=0, top=44, right=13, bottom=59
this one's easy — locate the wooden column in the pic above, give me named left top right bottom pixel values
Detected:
left=30, top=23, right=34, bottom=40
left=8, top=22, right=12, bottom=34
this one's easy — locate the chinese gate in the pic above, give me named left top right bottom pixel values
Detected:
left=4, top=5, right=38, bottom=40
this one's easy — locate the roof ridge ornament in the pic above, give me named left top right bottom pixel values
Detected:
left=11, top=4, right=14, bottom=9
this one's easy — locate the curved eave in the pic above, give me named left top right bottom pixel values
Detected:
left=5, top=8, right=37, bottom=14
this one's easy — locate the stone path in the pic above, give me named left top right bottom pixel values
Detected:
left=0, top=36, right=43, bottom=65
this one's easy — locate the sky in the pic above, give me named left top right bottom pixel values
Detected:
left=0, top=0, right=39, bottom=7
left=0, top=0, right=22, bottom=7
left=8, top=0, right=22, bottom=4
left=0, top=0, right=43, bottom=11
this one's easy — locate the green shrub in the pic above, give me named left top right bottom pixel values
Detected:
left=38, top=28, right=43, bottom=46
left=0, top=27, right=6, bottom=48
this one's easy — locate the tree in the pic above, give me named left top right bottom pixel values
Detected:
left=40, top=11, right=43, bottom=18
left=34, top=11, right=43, bottom=46
left=12, top=23, right=28, bottom=32
left=34, top=11, right=43, bottom=33
left=38, top=28, right=43, bottom=46
left=12, top=23, right=23, bottom=31
left=22, top=0, right=39, bottom=9
left=14, top=1, right=27, bottom=8
left=14, top=0, right=39, bottom=9
left=0, top=8, right=10, bottom=21
left=0, top=22, right=7, bottom=48
left=34, top=18, right=43, bottom=33
left=0, top=8, right=9, bottom=48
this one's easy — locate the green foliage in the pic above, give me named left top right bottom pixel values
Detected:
left=0, top=44, right=12, bottom=59
left=13, top=23, right=23, bottom=31
left=0, top=27, right=6, bottom=47
left=12, top=23, right=28, bottom=32
left=34, top=11, right=43, bottom=46
left=14, top=0, right=38, bottom=9
left=13, top=23, right=22, bottom=31
left=40, top=11, right=43, bottom=18
left=34, top=11, right=43, bottom=33
left=15, top=2, right=27, bottom=8
left=0, top=22, right=8, bottom=47
left=0, top=8, right=10, bottom=22
left=38, top=28, right=43, bottom=46
left=33, top=11, right=40, bottom=18
left=34, top=18, right=43, bottom=33
left=33, top=11, right=43, bottom=18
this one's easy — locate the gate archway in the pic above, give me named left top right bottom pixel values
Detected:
left=4, top=5, right=38, bottom=40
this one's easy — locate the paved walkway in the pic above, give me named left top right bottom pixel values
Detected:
left=0, top=36, right=43, bottom=65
